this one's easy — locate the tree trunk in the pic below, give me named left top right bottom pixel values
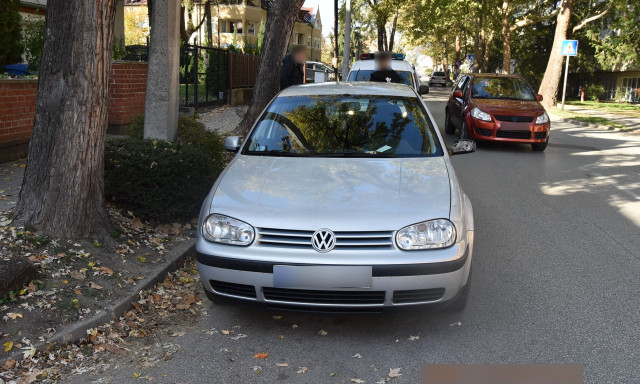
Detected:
left=538, top=0, right=573, bottom=108
left=482, top=31, right=495, bottom=73
left=454, top=33, right=461, bottom=65
left=501, top=0, right=511, bottom=74
left=377, top=25, right=385, bottom=50
left=204, top=1, right=212, bottom=47
left=388, top=10, right=398, bottom=52
left=13, top=0, right=117, bottom=238
left=235, top=0, right=305, bottom=135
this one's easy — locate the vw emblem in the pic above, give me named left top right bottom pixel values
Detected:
left=311, top=229, right=336, bottom=253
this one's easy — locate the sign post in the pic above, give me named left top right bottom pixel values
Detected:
left=560, top=40, right=578, bottom=110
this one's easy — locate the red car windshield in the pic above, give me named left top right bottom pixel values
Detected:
left=472, top=77, right=536, bottom=101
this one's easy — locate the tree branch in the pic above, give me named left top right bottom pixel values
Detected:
left=572, top=1, right=614, bottom=33
left=511, top=7, right=560, bottom=31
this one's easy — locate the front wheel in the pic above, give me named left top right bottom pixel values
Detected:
left=444, top=111, right=455, bottom=134
left=531, top=138, right=549, bottom=151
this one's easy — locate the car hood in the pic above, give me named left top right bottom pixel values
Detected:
left=209, top=156, right=451, bottom=231
left=473, top=98, right=545, bottom=116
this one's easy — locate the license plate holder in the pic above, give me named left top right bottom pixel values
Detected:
left=273, top=265, right=372, bottom=289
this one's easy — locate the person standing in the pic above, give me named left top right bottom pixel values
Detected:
left=280, top=46, right=306, bottom=90
left=369, top=51, right=403, bottom=84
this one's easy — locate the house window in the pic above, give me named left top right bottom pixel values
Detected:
left=231, top=21, right=243, bottom=34
left=307, top=36, right=311, bottom=46
left=296, top=33, right=305, bottom=45
left=219, top=20, right=227, bottom=33
left=248, top=22, right=256, bottom=35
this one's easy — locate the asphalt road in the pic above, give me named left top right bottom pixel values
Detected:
left=66, top=87, right=640, bottom=384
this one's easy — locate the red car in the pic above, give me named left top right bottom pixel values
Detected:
left=444, top=74, right=550, bottom=151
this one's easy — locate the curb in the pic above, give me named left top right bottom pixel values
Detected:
left=1, top=238, right=196, bottom=366
left=550, top=115, right=633, bottom=133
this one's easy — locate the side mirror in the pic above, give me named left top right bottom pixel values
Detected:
left=224, top=136, right=242, bottom=152
left=453, top=90, right=463, bottom=99
left=536, top=94, right=544, bottom=101
left=448, top=139, right=476, bottom=156
left=418, top=85, right=429, bottom=95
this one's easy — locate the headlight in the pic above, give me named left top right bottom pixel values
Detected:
left=471, top=107, right=491, bottom=122
left=202, top=214, right=254, bottom=246
left=535, top=112, right=549, bottom=124
left=396, top=219, right=456, bottom=250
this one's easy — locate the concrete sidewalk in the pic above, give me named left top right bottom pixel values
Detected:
left=0, top=159, right=25, bottom=212
left=562, top=104, right=640, bottom=132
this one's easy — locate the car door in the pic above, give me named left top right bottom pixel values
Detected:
left=449, top=76, right=469, bottom=127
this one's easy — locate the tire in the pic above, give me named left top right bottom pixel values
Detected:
left=460, top=120, right=470, bottom=139
left=448, top=272, right=471, bottom=312
left=531, top=138, right=549, bottom=151
left=444, top=111, right=455, bottom=134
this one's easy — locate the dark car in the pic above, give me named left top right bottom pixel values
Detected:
left=444, top=74, right=550, bottom=151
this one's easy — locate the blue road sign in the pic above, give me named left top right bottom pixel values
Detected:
left=561, top=40, right=578, bottom=56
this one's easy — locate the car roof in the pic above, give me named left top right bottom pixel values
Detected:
left=468, top=73, right=523, bottom=79
left=349, top=59, right=414, bottom=72
left=278, top=82, right=417, bottom=98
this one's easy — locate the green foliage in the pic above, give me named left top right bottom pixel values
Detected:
left=0, top=0, right=23, bottom=67
left=107, top=116, right=225, bottom=221
left=256, top=21, right=265, bottom=55
left=21, top=20, right=44, bottom=72
left=585, top=83, right=606, bottom=101
left=113, top=36, right=125, bottom=60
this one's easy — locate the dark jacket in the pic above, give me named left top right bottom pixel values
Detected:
left=280, top=55, right=304, bottom=90
left=370, top=69, right=403, bottom=84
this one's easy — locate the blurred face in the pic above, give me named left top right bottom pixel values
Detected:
left=376, top=57, right=391, bottom=70
left=293, top=50, right=306, bottom=64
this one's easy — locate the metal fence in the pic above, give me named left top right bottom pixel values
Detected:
left=180, top=45, right=260, bottom=109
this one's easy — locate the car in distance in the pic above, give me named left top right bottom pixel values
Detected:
left=305, top=61, right=335, bottom=82
left=196, top=82, right=475, bottom=312
left=429, top=71, right=449, bottom=87
left=347, top=53, right=429, bottom=95
left=445, top=74, right=550, bottom=151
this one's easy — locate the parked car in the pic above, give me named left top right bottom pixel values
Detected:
left=347, top=53, right=429, bottom=95
left=196, top=82, right=475, bottom=312
left=305, top=61, right=335, bottom=83
left=429, top=71, right=449, bottom=87
left=445, top=73, right=550, bottom=151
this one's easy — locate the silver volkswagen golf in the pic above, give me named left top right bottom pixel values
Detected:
left=196, top=82, right=476, bottom=312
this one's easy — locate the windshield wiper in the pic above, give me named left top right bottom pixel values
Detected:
left=246, top=150, right=309, bottom=157
left=311, top=152, right=395, bottom=158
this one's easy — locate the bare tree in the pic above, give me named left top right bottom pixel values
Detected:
left=235, top=0, right=305, bottom=135
left=13, top=0, right=118, bottom=237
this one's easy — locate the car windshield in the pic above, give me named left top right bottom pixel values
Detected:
left=433, top=72, right=445, bottom=76
left=472, top=76, right=536, bottom=100
left=347, top=70, right=415, bottom=88
left=244, top=95, right=443, bottom=158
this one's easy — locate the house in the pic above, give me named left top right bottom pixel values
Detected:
left=18, top=0, right=46, bottom=23
left=191, top=0, right=322, bottom=61
left=568, top=70, right=640, bottom=102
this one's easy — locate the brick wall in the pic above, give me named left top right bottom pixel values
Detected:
left=0, top=79, right=38, bottom=162
left=0, top=61, right=148, bottom=162
left=108, top=61, right=148, bottom=126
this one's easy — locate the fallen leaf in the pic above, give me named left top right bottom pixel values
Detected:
left=21, top=345, right=36, bottom=360
left=73, top=288, right=83, bottom=295
left=292, top=324, right=298, bottom=329
left=276, top=363, right=289, bottom=367
left=3, top=341, right=13, bottom=352
left=272, top=315, right=282, bottom=320
left=133, top=372, right=142, bottom=378
left=26, top=281, right=37, bottom=292
left=2, top=358, right=16, bottom=369
left=5, top=312, right=22, bottom=320
left=100, top=266, right=114, bottom=276
left=19, top=369, right=43, bottom=384
left=176, top=293, right=198, bottom=310
left=449, top=321, right=462, bottom=327
left=220, top=330, right=230, bottom=335
left=352, top=353, right=363, bottom=359
left=409, top=335, right=419, bottom=341
left=388, top=368, right=402, bottom=378
left=252, top=365, right=262, bottom=373
left=89, top=282, right=103, bottom=290
left=297, top=367, right=309, bottom=374
left=253, top=353, right=269, bottom=359
left=351, top=378, right=366, bottom=383
left=318, top=329, right=328, bottom=336
left=231, top=333, right=247, bottom=340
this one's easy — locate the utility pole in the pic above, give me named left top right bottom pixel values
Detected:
left=334, top=0, right=339, bottom=80
left=341, top=0, right=351, bottom=80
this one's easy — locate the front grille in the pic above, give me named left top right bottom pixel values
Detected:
left=393, top=288, right=445, bottom=303
left=474, top=127, right=492, bottom=137
left=534, top=131, right=547, bottom=139
left=263, top=287, right=386, bottom=305
left=210, top=280, right=256, bottom=298
left=496, top=130, right=532, bottom=139
left=494, top=115, right=534, bottom=122
left=257, top=228, right=394, bottom=250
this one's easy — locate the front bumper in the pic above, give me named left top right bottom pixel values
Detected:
left=467, top=116, right=550, bottom=143
left=195, top=234, right=473, bottom=310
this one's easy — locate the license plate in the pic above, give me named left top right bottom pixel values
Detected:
left=273, top=265, right=372, bottom=289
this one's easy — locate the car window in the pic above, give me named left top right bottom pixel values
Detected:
left=433, top=72, right=445, bottom=77
left=454, top=76, right=467, bottom=91
left=462, top=77, right=471, bottom=99
left=471, top=76, right=536, bottom=101
left=245, top=95, right=443, bottom=158
left=347, top=70, right=415, bottom=89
